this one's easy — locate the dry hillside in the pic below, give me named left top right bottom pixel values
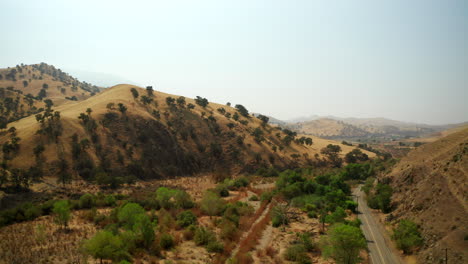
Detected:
left=286, top=116, right=463, bottom=142
left=0, top=63, right=99, bottom=105
left=0, top=84, right=374, bottom=188
left=287, top=118, right=369, bottom=138
left=383, top=127, right=468, bottom=263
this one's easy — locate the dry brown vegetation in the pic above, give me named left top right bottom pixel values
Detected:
left=0, top=210, right=98, bottom=264
left=383, top=127, right=468, bottom=263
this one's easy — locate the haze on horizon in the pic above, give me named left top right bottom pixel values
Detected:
left=1, top=0, right=467, bottom=125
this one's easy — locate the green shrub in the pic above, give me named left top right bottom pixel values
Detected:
left=307, top=211, right=317, bottom=218
left=177, top=210, right=197, bottom=228
left=207, top=240, right=224, bottom=253
left=346, top=218, right=362, bottom=228
left=215, top=185, right=230, bottom=197
left=160, top=233, right=175, bottom=249
left=284, top=244, right=310, bottom=263
left=325, top=207, right=347, bottom=223
left=200, top=191, right=225, bottom=216
left=83, top=230, right=130, bottom=262
left=79, top=193, right=95, bottom=209
left=233, top=177, right=249, bottom=188
left=260, top=191, right=274, bottom=202
left=392, top=220, right=423, bottom=254
left=345, top=200, right=357, bottom=213
left=183, top=225, right=196, bottom=240
left=299, top=233, right=316, bottom=252
left=118, top=203, right=146, bottom=229
left=249, top=195, right=259, bottom=201
left=194, top=227, right=216, bottom=246
left=271, top=205, right=288, bottom=227
left=24, top=204, right=42, bottom=220
left=104, top=195, right=117, bottom=207
left=220, top=220, right=238, bottom=241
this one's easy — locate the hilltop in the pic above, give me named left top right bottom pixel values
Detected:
left=382, top=127, right=468, bottom=263
left=0, top=63, right=101, bottom=127
left=0, top=63, right=100, bottom=103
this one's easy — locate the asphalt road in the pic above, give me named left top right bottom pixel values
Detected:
left=354, top=186, right=403, bottom=264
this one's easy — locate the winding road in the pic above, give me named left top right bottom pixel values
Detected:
left=353, top=186, right=403, bottom=264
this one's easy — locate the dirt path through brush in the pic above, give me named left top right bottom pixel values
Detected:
left=229, top=184, right=274, bottom=259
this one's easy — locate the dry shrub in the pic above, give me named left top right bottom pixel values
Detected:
left=256, top=249, right=265, bottom=257
left=183, top=228, right=195, bottom=240
left=248, top=186, right=262, bottom=196
left=265, top=245, right=277, bottom=257
left=273, top=256, right=284, bottom=264
left=239, top=201, right=268, bottom=232
left=173, top=232, right=183, bottom=245
left=237, top=252, right=254, bottom=264
left=211, top=167, right=231, bottom=183
left=227, top=191, right=247, bottom=203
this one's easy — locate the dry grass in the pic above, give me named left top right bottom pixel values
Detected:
left=235, top=205, right=272, bottom=259
left=0, top=211, right=98, bottom=264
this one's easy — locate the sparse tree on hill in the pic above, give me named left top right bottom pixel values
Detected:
left=176, top=96, right=186, bottom=107
left=146, top=86, right=154, bottom=96
left=38, top=88, right=47, bottom=99
left=44, top=99, right=53, bottom=109
left=130, top=88, right=139, bottom=99
left=23, top=80, right=28, bottom=87
left=53, top=200, right=71, bottom=230
left=118, top=103, right=127, bottom=114
left=235, top=104, right=249, bottom=117
left=321, top=144, right=343, bottom=168
left=86, top=108, right=93, bottom=116
left=140, top=95, right=153, bottom=105
left=165, top=96, right=176, bottom=107
left=187, top=103, right=195, bottom=110
left=195, top=96, right=209, bottom=107
left=257, top=114, right=269, bottom=124
left=57, top=158, right=71, bottom=185
left=344, top=148, right=368, bottom=163
left=233, top=112, right=239, bottom=121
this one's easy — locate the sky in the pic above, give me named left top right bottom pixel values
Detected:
left=1, top=0, right=467, bottom=125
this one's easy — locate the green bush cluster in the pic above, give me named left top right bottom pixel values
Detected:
left=367, top=183, right=393, bottom=213
left=392, top=219, right=423, bottom=254
left=176, top=210, right=197, bottom=228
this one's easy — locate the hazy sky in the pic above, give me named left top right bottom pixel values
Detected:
left=1, top=0, right=467, bottom=124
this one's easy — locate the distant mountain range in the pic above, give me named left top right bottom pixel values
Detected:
left=262, top=114, right=467, bottom=141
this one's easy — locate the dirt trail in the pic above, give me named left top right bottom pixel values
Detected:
left=229, top=188, right=273, bottom=259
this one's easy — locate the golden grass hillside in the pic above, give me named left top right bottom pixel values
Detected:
left=287, top=118, right=369, bottom=138
left=384, top=127, right=468, bottom=263
left=0, top=63, right=99, bottom=106
left=0, top=84, right=375, bottom=185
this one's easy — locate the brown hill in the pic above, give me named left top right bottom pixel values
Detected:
left=0, top=63, right=100, bottom=105
left=383, top=127, right=468, bottom=263
left=287, top=118, right=369, bottom=138
left=0, top=84, right=375, bottom=186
